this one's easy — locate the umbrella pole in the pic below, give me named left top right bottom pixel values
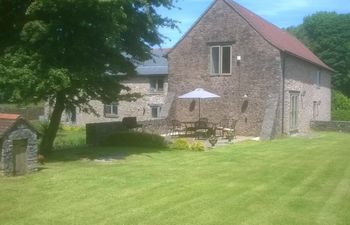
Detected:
left=198, top=98, right=201, bottom=119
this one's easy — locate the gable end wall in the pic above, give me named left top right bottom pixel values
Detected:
left=168, top=0, right=283, bottom=136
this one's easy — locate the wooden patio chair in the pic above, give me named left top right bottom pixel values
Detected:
left=168, top=119, right=186, bottom=136
left=222, top=119, right=238, bottom=139
left=216, top=118, right=230, bottom=137
left=194, top=119, right=210, bottom=139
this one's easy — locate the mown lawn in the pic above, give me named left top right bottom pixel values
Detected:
left=1, top=132, right=350, bottom=225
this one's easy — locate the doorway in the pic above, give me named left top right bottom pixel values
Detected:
left=289, top=92, right=299, bottom=132
left=13, top=139, right=28, bottom=176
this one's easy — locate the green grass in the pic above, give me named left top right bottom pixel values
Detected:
left=53, top=127, right=86, bottom=150
left=1, top=132, right=350, bottom=225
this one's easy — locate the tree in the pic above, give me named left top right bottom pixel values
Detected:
left=287, top=12, right=350, bottom=97
left=0, top=0, right=177, bottom=154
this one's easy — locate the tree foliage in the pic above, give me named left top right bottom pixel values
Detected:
left=0, top=0, right=177, bottom=153
left=287, top=12, right=350, bottom=97
left=332, top=90, right=350, bottom=111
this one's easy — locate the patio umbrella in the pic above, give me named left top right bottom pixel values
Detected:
left=178, top=88, right=220, bottom=119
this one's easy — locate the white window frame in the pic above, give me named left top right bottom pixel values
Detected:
left=150, top=105, right=162, bottom=118
left=104, top=103, right=118, bottom=118
left=210, top=45, right=232, bottom=75
left=150, top=78, right=164, bottom=92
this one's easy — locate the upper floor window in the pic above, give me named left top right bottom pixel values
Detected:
left=150, top=78, right=164, bottom=92
left=316, top=71, right=321, bottom=88
left=210, top=45, right=232, bottom=75
left=104, top=103, right=118, bottom=117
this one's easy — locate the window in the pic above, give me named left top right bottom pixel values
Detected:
left=210, top=45, right=232, bottom=75
left=150, top=78, right=164, bottom=92
left=316, top=71, right=321, bottom=88
left=65, top=107, right=76, bottom=124
left=289, top=92, right=299, bottom=131
left=150, top=106, right=161, bottom=118
left=104, top=103, right=118, bottom=117
left=313, top=101, right=319, bottom=120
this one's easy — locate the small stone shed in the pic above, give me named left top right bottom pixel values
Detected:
left=0, top=114, right=38, bottom=176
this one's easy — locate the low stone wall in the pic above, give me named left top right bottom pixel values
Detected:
left=311, top=121, right=350, bottom=133
left=139, top=119, right=168, bottom=134
left=86, top=119, right=168, bottom=146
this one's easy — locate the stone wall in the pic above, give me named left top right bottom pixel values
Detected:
left=46, top=76, right=169, bottom=126
left=0, top=105, right=44, bottom=121
left=311, top=121, right=350, bottom=133
left=167, top=0, right=283, bottom=137
left=284, top=55, right=332, bottom=134
left=86, top=120, right=168, bottom=146
left=0, top=122, right=38, bottom=176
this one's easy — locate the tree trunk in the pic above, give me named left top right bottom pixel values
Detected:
left=39, top=93, right=65, bottom=154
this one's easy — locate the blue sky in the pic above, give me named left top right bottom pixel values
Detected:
left=157, top=0, right=350, bottom=48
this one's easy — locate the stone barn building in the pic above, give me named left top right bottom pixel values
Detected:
left=0, top=114, right=38, bottom=176
left=166, top=0, right=332, bottom=139
left=55, top=0, right=332, bottom=140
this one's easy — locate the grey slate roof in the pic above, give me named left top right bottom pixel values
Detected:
left=136, top=49, right=169, bottom=76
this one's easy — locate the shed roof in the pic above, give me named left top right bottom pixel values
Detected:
left=135, top=49, right=169, bottom=76
left=0, top=114, right=37, bottom=139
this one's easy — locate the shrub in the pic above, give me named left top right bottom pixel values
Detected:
left=332, top=90, right=350, bottom=111
left=190, top=141, right=205, bottom=151
left=332, top=110, right=350, bottom=121
left=170, top=139, right=205, bottom=151
left=170, top=138, right=191, bottom=150
left=61, top=125, right=85, bottom=132
left=103, top=132, right=167, bottom=148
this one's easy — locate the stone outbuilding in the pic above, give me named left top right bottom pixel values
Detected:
left=0, top=114, right=38, bottom=176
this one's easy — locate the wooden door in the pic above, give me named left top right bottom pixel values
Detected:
left=289, top=93, right=299, bottom=132
left=13, top=139, right=27, bottom=176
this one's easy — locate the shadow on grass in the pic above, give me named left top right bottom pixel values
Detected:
left=37, top=166, right=49, bottom=171
left=46, top=145, right=170, bottom=163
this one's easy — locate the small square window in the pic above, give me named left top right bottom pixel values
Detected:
left=104, top=103, right=118, bottom=117
left=150, top=106, right=161, bottom=118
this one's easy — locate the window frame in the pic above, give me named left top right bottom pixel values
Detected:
left=150, top=105, right=162, bottom=118
left=104, top=102, right=118, bottom=118
left=316, top=71, right=321, bottom=88
left=210, top=45, right=232, bottom=75
left=313, top=101, right=319, bottom=120
left=150, top=78, right=165, bottom=93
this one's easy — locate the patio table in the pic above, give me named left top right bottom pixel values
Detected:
left=181, top=121, right=217, bottom=138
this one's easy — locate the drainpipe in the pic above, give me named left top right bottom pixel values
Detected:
left=281, top=52, right=286, bottom=135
